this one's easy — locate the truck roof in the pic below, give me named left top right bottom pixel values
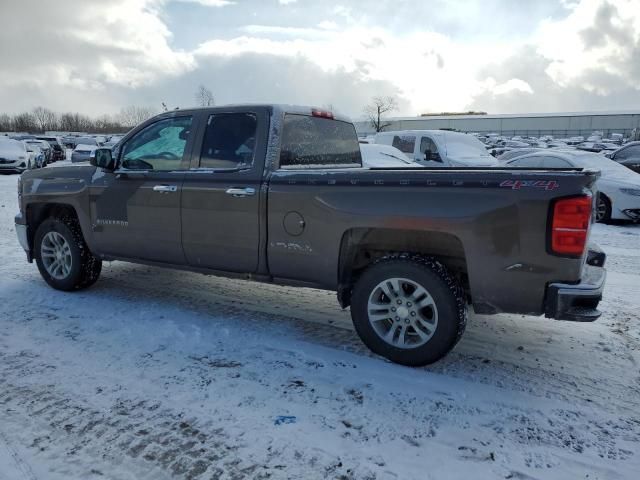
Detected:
left=154, top=104, right=353, bottom=124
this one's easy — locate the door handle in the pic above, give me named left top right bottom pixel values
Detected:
left=225, top=187, right=256, bottom=197
left=153, top=185, right=178, bottom=193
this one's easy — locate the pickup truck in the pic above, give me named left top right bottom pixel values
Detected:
left=15, top=105, right=606, bottom=366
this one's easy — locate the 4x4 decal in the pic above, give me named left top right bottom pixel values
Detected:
left=500, top=180, right=559, bottom=190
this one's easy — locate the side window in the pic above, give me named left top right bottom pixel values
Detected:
left=510, top=156, right=544, bottom=168
left=120, top=116, right=192, bottom=170
left=542, top=157, right=572, bottom=168
left=420, top=137, right=441, bottom=161
left=200, top=113, right=257, bottom=169
left=616, top=145, right=640, bottom=160
left=392, top=135, right=416, bottom=154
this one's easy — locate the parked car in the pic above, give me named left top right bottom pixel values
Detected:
left=497, top=147, right=546, bottom=162
left=62, top=136, right=78, bottom=149
left=360, top=144, right=421, bottom=168
left=24, top=143, right=46, bottom=168
left=36, top=136, right=65, bottom=161
left=24, top=140, right=52, bottom=165
left=0, top=138, right=31, bottom=173
left=71, top=144, right=96, bottom=163
left=15, top=105, right=606, bottom=366
left=505, top=150, right=640, bottom=222
left=375, top=130, right=499, bottom=167
left=606, top=141, right=640, bottom=174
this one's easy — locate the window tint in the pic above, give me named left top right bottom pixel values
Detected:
left=392, top=135, right=416, bottom=154
left=121, top=116, right=192, bottom=170
left=616, top=145, right=640, bottom=160
left=509, top=156, right=543, bottom=168
left=542, top=157, right=572, bottom=168
left=280, top=114, right=361, bottom=167
left=200, top=113, right=257, bottom=169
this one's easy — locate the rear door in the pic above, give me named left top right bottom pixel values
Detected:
left=89, top=115, right=194, bottom=264
left=181, top=107, right=269, bottom=272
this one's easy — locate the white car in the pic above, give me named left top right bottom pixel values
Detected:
left=23, top=142, right=45, bottom=168
left=359, top=144, right=422, bottom=168
left=505, top=150, right=640, bottom=222
left=0, top=138, right=31, bottom=173
left=375, top=130, right=499, bottom=167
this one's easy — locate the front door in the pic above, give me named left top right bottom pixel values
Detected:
left=418, top=136, right=444, bottom=166
left=89, top=115, right=195, bottom=264
left=181, top=108, right=268, bottom=273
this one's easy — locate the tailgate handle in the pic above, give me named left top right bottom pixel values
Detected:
left=225, top=187, right=255, bottom=197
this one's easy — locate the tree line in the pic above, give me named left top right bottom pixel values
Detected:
left=0, top=106, right=158, bottom=134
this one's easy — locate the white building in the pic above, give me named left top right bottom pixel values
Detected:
left=354, top=110, right=640, bottom=139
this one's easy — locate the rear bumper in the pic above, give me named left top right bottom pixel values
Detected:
left=544, top=254, right=606, bottom=322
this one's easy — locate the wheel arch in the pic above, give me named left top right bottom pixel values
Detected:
left=26, top=203, right=82, bottom=252
left=337, top=227, right=469, bottom=308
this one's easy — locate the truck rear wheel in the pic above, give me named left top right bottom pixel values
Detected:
left=34, top=216, right=102, bottom=291
left=350, top=255, right=467, bottom=366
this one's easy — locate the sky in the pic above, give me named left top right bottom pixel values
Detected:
left=0, top=0, right=639, bottom=118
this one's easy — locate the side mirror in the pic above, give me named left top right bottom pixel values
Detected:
left=430, top=152, right=442, bottom=162
left=90, top=148, right=116, bottom=170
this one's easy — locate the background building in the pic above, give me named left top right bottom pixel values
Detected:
left=354, top=110, right=640, bottom=138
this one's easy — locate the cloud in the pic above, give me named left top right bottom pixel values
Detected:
left=1, top=0, right=639, bottom=119
left=174, top=0, right=236, bottom=6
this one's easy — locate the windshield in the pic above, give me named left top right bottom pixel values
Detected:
left=444, top=133, right=494, bottom=163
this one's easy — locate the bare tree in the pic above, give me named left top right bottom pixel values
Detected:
left=0, top=113, right=12, bottom=131
left=118, top=106, right=158, bottom=128
left=32, top=106, right=58, bottom=132
left=195, top=85, right=214, bottom=107
left=12, top=112, right=37, bottom=132
left=364, top=96, right=398, bottom=132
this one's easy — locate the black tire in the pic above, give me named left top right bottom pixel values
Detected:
left=596, top=193, right=611, bottom=223
left=351, top=255, right=467, bottom=366
left=34, top=215, right=102, bottom=291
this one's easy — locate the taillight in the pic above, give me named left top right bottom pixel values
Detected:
left=311, top=108, right=334, bottom=119
left=550, top=195, right=592, bottom=256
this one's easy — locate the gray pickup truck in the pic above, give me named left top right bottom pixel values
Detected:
left=15, top=105, right=606, bottom=366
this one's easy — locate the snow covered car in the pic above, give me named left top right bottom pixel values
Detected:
left=375, top=130, right=499, bottom=167
left=606, top=141, right=640, bottom=174
left=505, top=150, right=640, bottom=222
left=359, top=144, right=421, bottom=168
left=71, top=144, right=97, bottom=163
left=0, top=138, right=32, bottom=173
left=24, top=142, right=46, bottom=168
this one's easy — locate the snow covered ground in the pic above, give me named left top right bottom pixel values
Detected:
left=0, top=169, right=639, bottom=479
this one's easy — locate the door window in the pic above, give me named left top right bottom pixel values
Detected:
left=200, top=113, right=258, bottom=169
left=120, top=116, right=193, bottom=170
left=615, top=145, right=640, bottom=160
left=509, top=156, right=544, bottom=168
left=420, top=137, right=442, bottom=162
left=391, top=135, right=416, bottom=154
left=542, top=157, right=572, bottom=168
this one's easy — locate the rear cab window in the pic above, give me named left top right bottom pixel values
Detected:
left=279, top=114, right=362, bottom=168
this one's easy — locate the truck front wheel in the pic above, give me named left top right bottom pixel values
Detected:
left=34, top=216, right=102, bottom=291
left=350, top=256, right=467, bottom=366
